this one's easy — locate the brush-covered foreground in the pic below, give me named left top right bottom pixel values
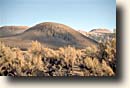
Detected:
left=0, top=38, right=116, bottom=76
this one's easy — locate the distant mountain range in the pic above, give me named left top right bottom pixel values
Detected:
left=0, top=22, right=98, bottom=49
left=78, top=28, right=115, bottom=42
left=89, top=29, right=112, bottom=33
left=0, top=26, right=29, bottom=37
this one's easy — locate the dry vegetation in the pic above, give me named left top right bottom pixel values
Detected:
left=0, top=38, right=116, bottom=76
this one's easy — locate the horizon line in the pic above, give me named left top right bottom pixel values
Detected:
left=0, top=21, right=116, bottom=32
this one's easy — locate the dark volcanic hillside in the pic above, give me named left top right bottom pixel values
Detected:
left=0, top=22, right=98, bottom=49
left=0, top=26, right=29, bottom=37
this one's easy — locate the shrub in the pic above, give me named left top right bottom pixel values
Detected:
left=0, top=40, right=116, bottom=76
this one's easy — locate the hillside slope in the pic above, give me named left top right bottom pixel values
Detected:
left=0, top=26, right=29, bottom=37
left=0, top=22, right=98, bottom=49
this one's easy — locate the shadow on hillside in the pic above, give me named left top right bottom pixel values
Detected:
left=7, top=6, right=123, bottom=83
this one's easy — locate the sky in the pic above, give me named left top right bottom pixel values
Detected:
left=0, top=0, right=116, bottom=31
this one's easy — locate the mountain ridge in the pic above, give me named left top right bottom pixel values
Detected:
left=0, top=22, right=98, bottom=49
left=0, top=26, right=29, bottom=37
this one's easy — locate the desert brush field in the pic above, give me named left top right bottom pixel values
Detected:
left=0, top=37, right=116, bottom=76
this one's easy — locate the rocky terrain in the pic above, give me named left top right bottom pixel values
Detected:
left=79, top=28, right=115, bottom=42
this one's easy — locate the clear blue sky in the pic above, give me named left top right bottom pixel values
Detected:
left=0, top=0, right=116, bottom=31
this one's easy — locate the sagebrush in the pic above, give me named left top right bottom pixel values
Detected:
left=0, top=38, right=116, bottom=76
